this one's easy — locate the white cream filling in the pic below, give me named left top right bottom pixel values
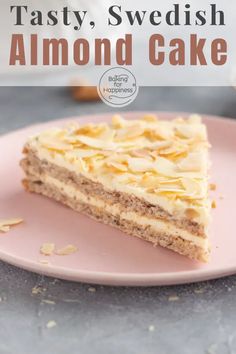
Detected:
left=41, top=174, right=208, bottom=249
left=31, top=144, right=210, bottom=226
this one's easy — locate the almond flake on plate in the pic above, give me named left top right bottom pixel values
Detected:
left=55, top=244, right=78, bottom=256
left=0, top=218, right=23, bottom=233
left=40, top=243, right=55, bottom=256
left=209, top=183, right=217, bottom=191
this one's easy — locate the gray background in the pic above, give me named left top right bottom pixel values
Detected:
left=0, top=87, right=236, bottom=354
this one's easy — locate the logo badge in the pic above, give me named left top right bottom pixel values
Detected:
left=98, top=67, right=139, bottom=107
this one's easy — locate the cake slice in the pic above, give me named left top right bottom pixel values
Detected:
left=20, top=114, right=211, bottom=262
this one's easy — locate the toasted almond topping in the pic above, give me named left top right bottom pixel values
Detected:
left=55, top=244, right=77, bottom=256
left=29, top=114, right=210, bottom=208
left=40, top=243, right=55, bottom=256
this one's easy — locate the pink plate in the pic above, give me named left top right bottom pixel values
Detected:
left=0, top=112, right=235, bottom=286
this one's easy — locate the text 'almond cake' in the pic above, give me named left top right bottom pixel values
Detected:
left=20, top=114, right=211, bottom=262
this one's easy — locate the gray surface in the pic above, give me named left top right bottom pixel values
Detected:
left=0, top=87, right=236, bottom=354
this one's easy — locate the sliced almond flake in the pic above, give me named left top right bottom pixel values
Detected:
left=39, top=136, right=73, bottom=152
left=106, top=161, right=128, bottom=172
left=0, top=218, right=23, bottom=227
left=211, top=200, right=217, bottom=209
left=178, top=152, right=206, bottom=172
left=0, top=226, right=10, bottom=233
left=74, top=123, right=95, bottom=135
left=117, top=137, right=148, bottom=149
left=88, top=158, right=105, bottom=172
left=112, top=114, right=126, bottom=128
left=209, top=183, right=216, bottom=191
left=75, top=135, right=117, bottom=150
left=140, top=175, right=161, bottom=189
left=131, top=149, right=152, bottom=159
left=115, top=125, right=145, bottom=141
left=152, top=125, right=174, bottom=140
left=98, top=127, right=116, bottom=142
left=114, top=173, right=142, bottom=185
left=76, top=157, right=88, bottom=172
left=128, top=157, right=154, bottom=173
left=153, top=157, right=178, bottom=177
left=148, top=141, right=172, bottom=150
left=181, top=178, right=202, bottom=196
left=63, top=136, right=84, bottom=145
left=175, top=124, right=207, bottom=140
left=158, top=141, right=189, bottom=157
left=158, top=178, right=182, bottom=185
left=40, top=243, right=55, bottom=256
left=55, top=244, right=77, bottom=256
left=155, top=187, right=185, bottom=194
left=68, top=149, right=99, bottom=158
left=88, top=124, right=110, bottom=138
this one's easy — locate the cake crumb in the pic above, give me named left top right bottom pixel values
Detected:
left=40, top=243, right=55, bottom=256
left=168, top=295, right=179, bottom=302
left=148, top=325, right=155, bottom=332
left=209, top=183, right=216, bottom=191
left=219, top=195, right=224, bottom=200
left=55, top=244, right=77, bottom=256
left=0, top=218, right=23, bottom=233
left=88, top=287, right=96, bottom=293
left=41, top=299, right=56, bottom=305
left=211, top=200, right=217, bottom=209
left=194, top=288, right=205, bottom=294
left=32, top=286, right=46, bottom=295
left=46, top=320, right=57, bottom=329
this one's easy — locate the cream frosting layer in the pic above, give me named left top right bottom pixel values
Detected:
left=40, top=174, right=208, bottom=249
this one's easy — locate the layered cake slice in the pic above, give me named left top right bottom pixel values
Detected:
left=20, top=114, right=211, bottom=262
